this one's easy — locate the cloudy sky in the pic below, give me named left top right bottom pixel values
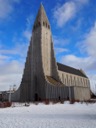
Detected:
left=0, top=0, right=96, bottom=93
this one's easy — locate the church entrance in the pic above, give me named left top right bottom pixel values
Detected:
left=34, top=93, right=38, bottom=101
left=58, top=96, right=61, bottom=102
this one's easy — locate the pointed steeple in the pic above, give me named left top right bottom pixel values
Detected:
left=33, top=4, right=50, bottom=29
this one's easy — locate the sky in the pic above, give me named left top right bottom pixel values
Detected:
left=0, top=0, right=96, bottom=93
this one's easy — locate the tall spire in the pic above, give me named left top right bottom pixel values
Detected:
left=34, top=4, right=50, bottom=27
left=40, top=2, right=43, bottom=6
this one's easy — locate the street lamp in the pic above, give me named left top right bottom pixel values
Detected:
left=9, top=86, right=12, bottom=102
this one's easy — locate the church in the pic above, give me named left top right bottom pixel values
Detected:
left=11, top=4, right=91, bottom=102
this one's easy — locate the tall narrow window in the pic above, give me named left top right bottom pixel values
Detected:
left=43, top=22, right=45, bottom=26
left=48, top=25, right=50, bottom=29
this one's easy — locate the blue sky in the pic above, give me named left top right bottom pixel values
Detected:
left=0, top=0, right=96, bottom=93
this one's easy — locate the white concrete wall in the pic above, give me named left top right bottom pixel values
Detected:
left=58, top=70, right=91, bottom=101
left=74, top=86, right=91, bottom=101
left=58, top=70, right=90, bottom=88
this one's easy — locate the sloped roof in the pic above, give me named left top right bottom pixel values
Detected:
left=46, top=76, right=63, bottom=86
left=57, top=62, right=87, bottom=78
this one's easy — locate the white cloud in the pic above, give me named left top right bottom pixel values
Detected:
left=0, top=0, right=20, bottom=19
left=0, top=60, right=24, bottom=91
left=53, top=2, right=76, bottom=27
left=81, top=22, right=96, bottom=57
left=0, top=43, right=26, bottom=91
left=61, top=54, right=91, bottom=70
left=60, top=22, right=96, bottom=94
left=53, top=36, right=69, bottom=55
left=0, top=54, right=8, bottom=60
left=55, top=48, right=68, bottom=55
left=53, top=36, right=69, bottom=46
left=23, top=30, right=32, bottom=41
left=22, top=15, right=34, bottom=41
left=0, top=54, right=9, bottom=65
left=0, top=60, right=23, bottom=75
left=0, top=15, right=32, bottom=91
left=0, top=42, right=28, bottom=91
left=61, top=54, right=96, bottom=94
left=53, top=0, right=89, bottom=27
left=0, top=43, right=28, bottom=58
left=26, top=14, right=34, bottom=29
left=74, top=21, right=96, bottom=71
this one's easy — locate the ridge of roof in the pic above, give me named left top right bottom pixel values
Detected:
left=57, top=62, right=88, bottom=78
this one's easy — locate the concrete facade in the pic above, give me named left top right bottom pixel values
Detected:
left=11, top=4, right=91, bottom=102
left=58, top=70, right=90, bottom=101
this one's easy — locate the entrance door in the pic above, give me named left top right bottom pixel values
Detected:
left=34, top=93, right=38, bottom=101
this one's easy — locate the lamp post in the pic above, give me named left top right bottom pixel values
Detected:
left=9, top=86, right=12, bottom=102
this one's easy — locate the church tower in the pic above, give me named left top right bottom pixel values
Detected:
left=19, top=4, right=61, bottom=102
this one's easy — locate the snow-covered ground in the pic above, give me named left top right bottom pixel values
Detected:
left=0, top=102, right=96, bottom=128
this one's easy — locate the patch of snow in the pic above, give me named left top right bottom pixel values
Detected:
left=0, top=102, right=96, bottom=128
